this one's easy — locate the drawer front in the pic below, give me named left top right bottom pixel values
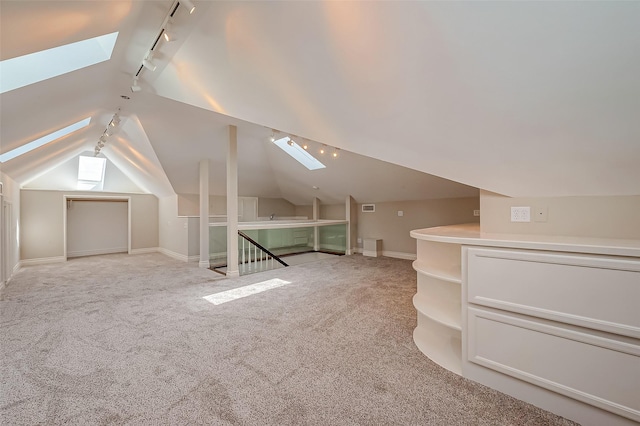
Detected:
left=466, top=247, right=640, bottom=338
left=468, top=307, right=640, bottom=422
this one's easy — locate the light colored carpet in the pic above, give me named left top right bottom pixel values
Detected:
left=0, top=253, right=577, bottom=425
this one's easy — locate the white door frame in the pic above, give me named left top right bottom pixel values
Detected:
left=63, top=195, right=131, bottom=260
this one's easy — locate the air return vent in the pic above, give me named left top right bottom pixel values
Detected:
left=362, top=204, right=375, bottom=212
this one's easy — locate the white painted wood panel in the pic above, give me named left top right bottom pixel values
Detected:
left=67, top=200, right=128, bottom=258
left=466, top=247, right=640, bottom=338
left=415, top=312, right=462, bottom=375
left=468, top=307, right=640, bottom=422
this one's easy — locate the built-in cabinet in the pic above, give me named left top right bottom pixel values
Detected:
left=412, top=239, right=463, bottom=374
left=411, top=224, right=640, bottom=426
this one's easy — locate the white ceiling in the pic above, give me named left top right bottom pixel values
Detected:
left=2, top=1, right=639, bottom=204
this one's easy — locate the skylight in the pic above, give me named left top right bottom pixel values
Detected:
left=77, top=156, right=106, bottom=191
left=273, top=137, right=326, bottom=170
left=0, top=32, right=119, bottom=94
left=0, top=117, right=91, bottom=163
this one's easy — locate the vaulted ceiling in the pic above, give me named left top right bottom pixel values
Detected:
left=1, top=1, right=638, bottom=204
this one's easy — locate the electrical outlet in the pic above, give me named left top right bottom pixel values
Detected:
left=534, top=206, right=548, bottom=222
left=473, top=209, right=480, bottom=217
left=397, top=210, right=404, bottom=217
left=357, top=237, right=362, bottom=244
left=511, top=206, right=531, bottom=222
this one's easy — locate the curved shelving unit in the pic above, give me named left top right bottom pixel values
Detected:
left=413, top=260, right=461, bottom=284
left=410, top=235, right=465, bottom=375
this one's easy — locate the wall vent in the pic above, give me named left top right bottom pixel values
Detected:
left=362, top=204, right=375, bottom=212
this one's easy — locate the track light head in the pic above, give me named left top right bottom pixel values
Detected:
left=131, top=77, right=141, bottom=92
left=163, top=22, right=175, bottom=42
left=181, top=0, right=195, bottom=14
left=142, top=55, right=157, bottom=71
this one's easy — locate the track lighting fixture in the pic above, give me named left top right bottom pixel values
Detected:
left=163, top=21, right=175, bottom=42
left=142, top=54, right=157, bottom=72
left=181, top=0, right=196, bottom=14
left=332, top=148, right=339, bottom=158
left=302, top=141, right=308, bottom=150
left=130, top=77, right=141, bottom=92
left=94, top=109, right=121, bottom=157
left=269, top=129, right=276, bottom=143
left=320, top=145, right=326, bottom=155
left=110, top=114, right=120, bottom=127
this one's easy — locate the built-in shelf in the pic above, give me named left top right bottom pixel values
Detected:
left=413, top=314, right=462, bottom=375
left=413, top=294, right=461, bottom=331
left=413, top=260, right=461, bottom=284
left=411, top=236, right=464, bottom=375
left=411, top=222, right=640, bottom=426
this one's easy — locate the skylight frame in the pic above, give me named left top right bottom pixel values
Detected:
left=0, top=31, right=119, bottom=94
left=0, top=117, right=91, bottom=163
left=273, top=137, right=326, bottom=170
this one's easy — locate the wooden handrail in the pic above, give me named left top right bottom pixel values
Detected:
left=238, top=231, right=289, bottom=267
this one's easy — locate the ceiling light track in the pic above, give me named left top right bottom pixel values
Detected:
left=131, top=0, right=195, bottom=91
left=94, top=109, right=121, bottom=157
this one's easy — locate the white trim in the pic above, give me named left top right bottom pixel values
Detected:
left=20, top=256, right=66, bottom=266
left=383, top=250, right=417, bottom=260
left=354, top=247, right=416, bottom=260
left=13, top=262, right=21, bottom=274
left=158, top=247, right=189, bottom=262
left=129, top=247, right=159, bottom=255
left=67, top=247, right=128, bottom=258
left=199, top=260, right=211, bottom=268
left=157, top=248, right=200, bottom=263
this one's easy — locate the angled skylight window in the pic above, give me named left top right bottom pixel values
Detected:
left=0, top=117, right=91, bottom=163
left=273, top=137, right=325, bottom=170
left=77, top=155, right=106, bottom=191
left=0, top=32, right=119, bottom=94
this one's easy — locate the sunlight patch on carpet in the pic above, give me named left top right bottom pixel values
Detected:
left=203, top=278, right=292, bottom=305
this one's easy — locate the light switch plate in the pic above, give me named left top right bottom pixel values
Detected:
left=511, top=206, right=531, bottom=222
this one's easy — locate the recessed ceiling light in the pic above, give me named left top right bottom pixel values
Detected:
left=312, top=186, right=319, bottom=190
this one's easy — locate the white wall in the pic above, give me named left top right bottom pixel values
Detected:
left=480, top=190, right=640, bottom=239
left=20, top=190, right=158, bottom=261
left=320, top=204, right=346, bottom=220
left=0, top=172, right=21, bottom=286
left=358, top=197, right=480, bottom=256
left=158, top=194, right=190, bottom=261
left=67, top=200, right=128, bottom=257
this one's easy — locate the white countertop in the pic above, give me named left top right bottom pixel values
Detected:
left=410, top=223, right=640, bottom=257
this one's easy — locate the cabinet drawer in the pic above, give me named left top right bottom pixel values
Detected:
left=466, top=247, right=640, bottom=338
left=468, top=307, right=640, bottom=422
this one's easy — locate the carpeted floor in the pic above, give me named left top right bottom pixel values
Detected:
left=0, top=253, right=577, bottom=425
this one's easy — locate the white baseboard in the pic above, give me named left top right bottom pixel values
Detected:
left=158, top=247, right=189, bottom=262
left=383, top=250, right=417, bottom=260
left=20, top=256, right=66, bottom=266
left=130, top=247, right=159, bottom=255
left=13, top=262, right=21, bottom=274
left=67, top=247, right=127, bottom=258
left=353, top=247, right=416, bottom=260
